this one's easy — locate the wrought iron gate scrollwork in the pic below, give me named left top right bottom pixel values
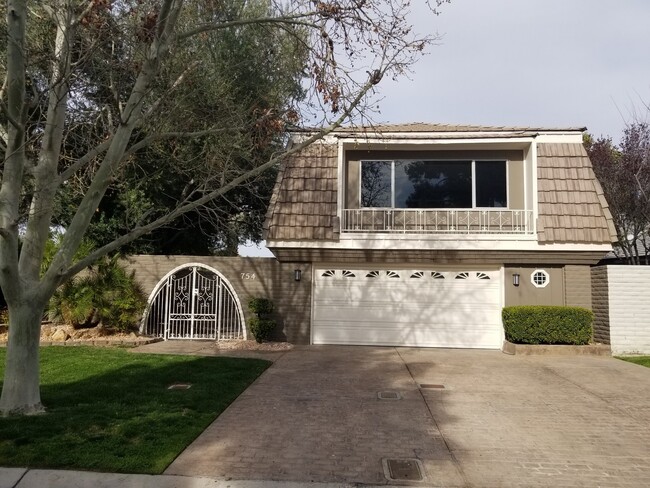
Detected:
left=142, top=264, right=245, bottom=340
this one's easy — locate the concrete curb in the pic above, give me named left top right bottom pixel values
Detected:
left=501, top=340, right=612, bottom=356
left=0, top=338, right=162, bottom=348
left=0, top=468, right=399, bottom=488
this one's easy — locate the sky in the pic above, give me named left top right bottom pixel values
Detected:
left=239, top=0, right=650, bottom=257
left=377, top=0, right=650, bottom=138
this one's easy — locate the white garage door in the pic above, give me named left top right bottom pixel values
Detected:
left=312, top=267, right=503, bottom=348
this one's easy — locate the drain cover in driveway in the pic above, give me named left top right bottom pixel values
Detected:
left=383, top=458, right=424, bottom=481
left=420, top=384, right=445, bottom=389
left=377, top=391, right=402, bottom=400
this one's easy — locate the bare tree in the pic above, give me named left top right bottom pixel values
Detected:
left=0, top=0, right=448, bottom=415
left=586, top=123, right=650, bottom=264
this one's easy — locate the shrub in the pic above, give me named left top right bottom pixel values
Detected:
left=48, top=255, right=147, bottom=332
left=48, top=277, right=97, bottom=328
left=502, top=306, right=593, bottom=345
left=247, top=297, right=275, bottom=343
left=249, top=317, right=276, bottom=343
left=248, top=297, right=274, bottom=316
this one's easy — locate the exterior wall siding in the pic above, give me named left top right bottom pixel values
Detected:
left=504, top=266, right=565, bottom=307
left=591, top=266, right=610, bottom=344
left=593, top=265, right=650, bottom=354
left=123, top=256, right=312, bottom=344
left=564, top=265, right=593, bottom=309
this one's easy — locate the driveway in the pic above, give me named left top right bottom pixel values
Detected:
left=165, top=346, right=650, bottom=487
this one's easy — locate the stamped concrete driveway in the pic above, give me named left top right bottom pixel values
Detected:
left=166, top=347, right=650, bottom=487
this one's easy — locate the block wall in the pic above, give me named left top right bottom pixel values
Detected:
left=592, top=265, right=650, bottom=354
left=123, top=255, right=312, bottom=344
left=564, top=265, right=593, bottom=309
left=590, top=266, right=610, bottom=344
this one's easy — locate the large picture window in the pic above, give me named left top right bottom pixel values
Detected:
left=360, top=160, right=507, bottom=209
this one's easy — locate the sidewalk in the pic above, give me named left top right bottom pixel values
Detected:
left=1, top=468, right=396, bottom=488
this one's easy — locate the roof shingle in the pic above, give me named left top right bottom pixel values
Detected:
left=327, top=122, right=587, bottom=134
left=536, top=143, right=616, bottom=244
left=264, top=137, right=616, bottom=246
left=264, top=142, right=339, bottom=241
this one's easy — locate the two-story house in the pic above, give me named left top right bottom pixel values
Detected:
left=264, top=123, right=616, bottom=349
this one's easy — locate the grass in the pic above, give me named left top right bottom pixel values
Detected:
left=618, top=356, right=650, bottom=368
left=0, top=347, right=270, bottom=474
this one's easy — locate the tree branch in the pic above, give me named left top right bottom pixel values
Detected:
left=0, top=99, right=23, bottom=131
left=123, top=127, right=231, bottom=158
left=178, top=14, right=319, bottom=41
left=0, top=0, right=28, bottom=301
left=59, top=139, right=112, bottom=181
left=71, top=0, right=96, bottom=28
left=19, top=2, right=78, bottom=281
left=63, top=70, right=379, bottom=279
left=43, top=0, right=185, bottom=286
left=141, top=60, right=199, bottom=121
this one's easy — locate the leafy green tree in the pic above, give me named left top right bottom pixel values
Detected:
left=54, top=4, right=302, bottom=254
left=0, top=0, right=448, bottom=415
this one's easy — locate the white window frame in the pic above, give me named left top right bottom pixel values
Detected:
left=531, top=269, right=550, bottom=288
left=359, top=159, right=509, bottom=210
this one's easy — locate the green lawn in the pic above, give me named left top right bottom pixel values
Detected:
left=0, top=347, right=270, bottom=473
left=618, top=356, right=650, bottom=368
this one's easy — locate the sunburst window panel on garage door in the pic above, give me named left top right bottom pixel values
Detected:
left=312, top=268, right=503, bottom=348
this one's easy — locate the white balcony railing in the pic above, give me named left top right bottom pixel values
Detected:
left=341, top=208, right=534, bottom=235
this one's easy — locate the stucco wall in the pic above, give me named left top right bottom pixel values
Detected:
left=123, top=255, right=312, bottom=344
left=592, top=265, right=650, bottom=354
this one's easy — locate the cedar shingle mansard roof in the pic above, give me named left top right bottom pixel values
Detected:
left=264, top=124, right=616, bottom=245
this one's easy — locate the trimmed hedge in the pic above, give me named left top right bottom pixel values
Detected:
left=502, top=306, right=593, bottom=345
left=247, top=297, right=276, bottom=343
left=248, top=297, right=274, bottom=316
left=249, top=317, right=276, bottom=343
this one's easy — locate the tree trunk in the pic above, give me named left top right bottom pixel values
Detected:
left=0, top=299, right=46, bottom=416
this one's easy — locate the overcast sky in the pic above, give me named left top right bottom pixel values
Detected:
left=377, top=0, right=650, bottom=139
left=239, top=1, right=649, bottom=257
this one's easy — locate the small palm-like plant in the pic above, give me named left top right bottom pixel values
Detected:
left=48, top=255, right=146, bottom=331
left=48, top=277, right=97, bottom=328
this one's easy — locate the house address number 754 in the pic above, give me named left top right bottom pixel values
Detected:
left=240, top=273, right=256, bottom=280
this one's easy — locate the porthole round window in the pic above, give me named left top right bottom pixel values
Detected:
left=531, top=269, right=550, bottom=288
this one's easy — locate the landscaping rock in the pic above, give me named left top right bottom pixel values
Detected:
left=40, top=324, right=56, bottom=339
left=51, top=329, right=70, bottom=342
left=71, top=326, right=110, bottom=340
left=1, top=322, right=158, bottom=347
left=210, top=340, right=293, bottom=352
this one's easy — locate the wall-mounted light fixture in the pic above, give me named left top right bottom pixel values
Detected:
left=294, top=269, right=302, bottom=282
left=512, top=273, right=520, bottom=287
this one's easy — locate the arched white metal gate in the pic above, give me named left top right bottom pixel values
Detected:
left=142, top=264, right=245, bottom=340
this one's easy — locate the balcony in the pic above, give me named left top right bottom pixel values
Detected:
left=341, top=208, right=534, bottom=235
